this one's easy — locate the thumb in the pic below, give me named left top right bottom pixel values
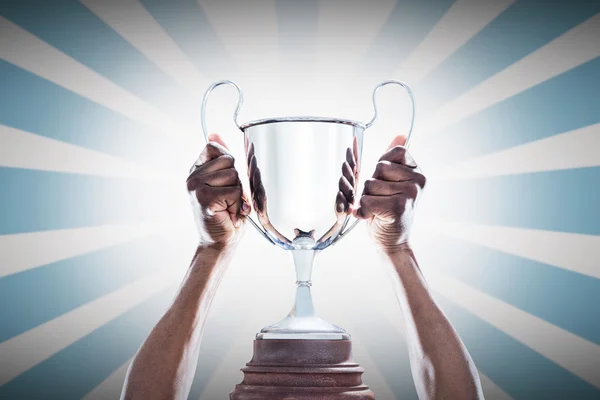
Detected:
left=387, top=134, right=407, bottom=150
left=208, top=133, right=230, bottom=150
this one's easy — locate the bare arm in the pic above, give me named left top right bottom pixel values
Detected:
left=387, top=246, right=483, bottom=399
left=346, top=135, right=483, bottom=399
left=121, top=243, right=232, bottom=400
left=121, top=134, right=250, bottom=400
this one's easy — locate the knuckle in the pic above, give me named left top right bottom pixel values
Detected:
left=222, top=153, right=235, bottom=165
left=417, top=172, right=427, bottom=188
left=406, top=184, right=418, bottom=198
left=364, top=178, right=376, bottom=192
left=374, top=161, right=387, bottom=176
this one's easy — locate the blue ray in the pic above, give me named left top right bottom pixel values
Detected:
left=361, top=0, right=455, bottom=77
left=417, top=0, right=600, bottom=112
left=423, top=57, right=600, bottom=170
left=347, top=308, right=419, bottom=400
left=0, top=288, right=175, bottom=399
left=0, top=168, right=183, bottom=234
left=422, top=167, right=600, bottom=235
left=275, top=0, right=318, bottom=71
left=0, top=231, right=184, bottom=343
left=419, top=236, right=600, bottom=345
left=1, top=0, right=197, bottom=122
left=0, top=60, right=186, bottom=174
left=141, top=0, right=235, bottom=78
left=435, top=294, right=600, bottom=399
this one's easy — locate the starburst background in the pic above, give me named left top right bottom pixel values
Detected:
left=1, top=0, right=599, bottom=399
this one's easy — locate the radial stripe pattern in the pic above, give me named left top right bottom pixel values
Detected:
left=1, top=1, right=599, bottom=399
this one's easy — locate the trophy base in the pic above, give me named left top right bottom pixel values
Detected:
left=230, top=339, right=375, bottom=400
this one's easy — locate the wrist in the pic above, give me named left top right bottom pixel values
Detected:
left=381, top=242, right=413, bottom=258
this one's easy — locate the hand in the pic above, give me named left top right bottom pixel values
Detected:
left=335, top=136, right=360, bottom=217
left=187, top=133, right=251, bottom=248
left=246, top=142, right=290, bottom=244
left=353, top=135, right=426, bottom=254
left=317, top=137, right=360, bottom=244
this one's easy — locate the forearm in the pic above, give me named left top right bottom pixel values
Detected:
left=121, top=243, right=232, bottom=400
left=387, top=247, right=483, bottom=400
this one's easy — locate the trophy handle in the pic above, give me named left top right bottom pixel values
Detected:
left=201, top=80, right=244, bottom=141
left=365, top=79, right=416, bottom=147
left=200, top=80, right=275, bottom=245
left=331, top=80, right=416, bottom=246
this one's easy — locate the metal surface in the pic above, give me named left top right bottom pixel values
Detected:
left=200, top=79, right=416, bottom=340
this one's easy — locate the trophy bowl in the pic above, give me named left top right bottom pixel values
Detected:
left=201, top=80, right=414, bottom=340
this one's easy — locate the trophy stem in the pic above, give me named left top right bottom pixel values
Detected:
left=291, top=249, right=316, bottom=318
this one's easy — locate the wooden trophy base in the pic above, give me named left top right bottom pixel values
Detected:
left=230, top=339, right=375, bottom=399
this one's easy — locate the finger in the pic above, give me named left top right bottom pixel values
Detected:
left=342, top=162, right=355, bottom=187
left=240, top=191, right=252, bottom=216
left=378, top=145, right=417, bottom=168
left=198, top=168, right=239, bottom=187
left=207, top=133, right=230, bottom=150
left=247, top=142, right=255, bottom=169
left=338, top=175, right=354, bottom=204
left=355, top=194, right=404, bottom=222
left=248, top=155, right=258, bottom=193
left=251, top=166, right=267, bottom=214
left=363, top=179, right=420, bottom=198
left=346, top=147, right=356, bottom=173
left=335, top=190, right=349, bottom=214
left=373, top=161, right=424, bottom=184
left=196, top=141, right=231, bottom=165
left=386, top=135, right=407, bottom=150
left=353, top=136, right=360, bottom=173
left=202, top=185, right=243, bottom=226
left=188, top=154, right=235, bottom=178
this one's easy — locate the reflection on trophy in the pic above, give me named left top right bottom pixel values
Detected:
left=201, top=80, right=414, bottom=399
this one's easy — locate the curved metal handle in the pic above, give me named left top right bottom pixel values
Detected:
left=201, top=80, right=243, bottom=143
left=200, top=80, right=275, bottom=245
left=365, top=80, right=416, bottom=147
left=331, top=80, right=416, bottom=245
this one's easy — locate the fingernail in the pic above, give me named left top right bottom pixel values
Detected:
left=242, top=201, right=250, bottom=212
left=337, top=203, right=345, bottom=213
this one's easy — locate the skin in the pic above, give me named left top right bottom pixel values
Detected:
left=343, top=135, right=484, bottom=400
left=122, top=133, right=483, bottom=400
left=121, top=134, right=250, bottom=400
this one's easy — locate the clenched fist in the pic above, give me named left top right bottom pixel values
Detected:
left=187, top=133, right=251, bottom=247
left=353, top=135, right=426, bottom=254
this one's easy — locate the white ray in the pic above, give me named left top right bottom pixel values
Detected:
left=0, top=270, right=179, bottom=386
left=0, top=223, right=162, bottom=279
left=433, top=221, right=600, bottom=279
left=427, top=271, right=600, bottom=389
left=316, top=0, right=396, bottom=64
left=82, top=358, right=131, bottom=400
left=81, top=0, right=206, bottom=96
left=0, top=17, right=194, bottom=140
left=314, top=0, right=396, bottom=104
left=349, top=337, right=397, bottom=400
left=478, top=373, right=513, bottom=400
left=424, top=12, right=600, bottom=133
left=198, top=0, right=280, bottom=74
left=194, top=323, right=251, bottom=399
left=0, top=125, right=176, bottom=182
left=395, top=0, right=514, bottom=84
left=436, top=123, right=600, bottom=179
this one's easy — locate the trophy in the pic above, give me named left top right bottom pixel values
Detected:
left=201, top=80, right=415, bottom=399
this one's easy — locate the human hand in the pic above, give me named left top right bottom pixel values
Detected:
left=353, top=135, right=426, bottom=254
left=187, top=133, right=251, bottom=248
left=246, top=142, right=291, bottom=244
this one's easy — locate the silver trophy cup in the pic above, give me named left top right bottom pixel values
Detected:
left=201, top=80, right=415, bottom=340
